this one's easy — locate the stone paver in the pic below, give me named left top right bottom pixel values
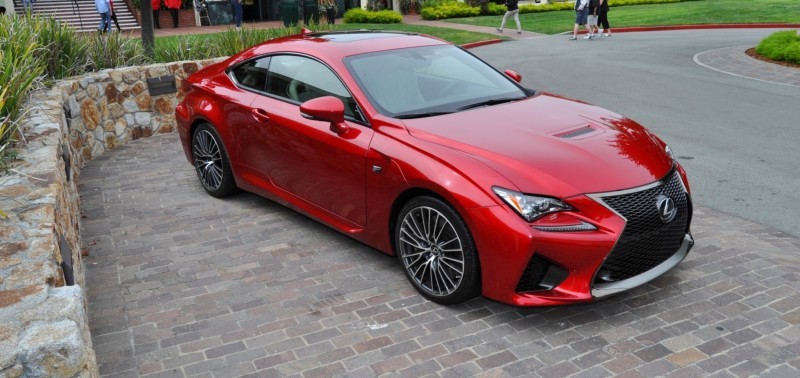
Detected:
left=82, top=133, right=800, bottom=377
left=694, top=45, right=800, bottom=87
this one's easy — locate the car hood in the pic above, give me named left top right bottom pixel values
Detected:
left=403, top=94, right=674, bottom=197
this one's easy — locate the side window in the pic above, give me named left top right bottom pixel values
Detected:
left=267, top=55, right=362, bottom=121
left=231, top=57, right=270, bottom=92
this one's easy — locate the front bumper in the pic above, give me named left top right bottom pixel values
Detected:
left=465, top=170, right=692, bottom=307
left=593, top=233, right=693, bottom=298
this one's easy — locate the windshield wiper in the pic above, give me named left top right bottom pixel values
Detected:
left=394, top=111, right=453, bottom=119
left=457, top=97, right=523, bottom=111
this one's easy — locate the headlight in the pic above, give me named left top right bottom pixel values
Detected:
left=492, top=187, right=574, bottom=222
left=665, top=145, right=675, bottom=161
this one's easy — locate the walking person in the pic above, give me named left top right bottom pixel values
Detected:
left=496, top=0, right=522, bottom=35
left=585, top=0, right=598, bottom=39
left=22, top=0, right=33, bottom=14
left=152, top=0, right=162, bottom=29
left=95, top=0, right=111, bottom=32
left=570, top=0, right=592, bottom=40
left=598, top=0, right=611, bottom=36
left=165, top=0, right=180, bottom=28
left=231, top=0, right=243, bottom=29
left=109, top=0, right=122, bottom=31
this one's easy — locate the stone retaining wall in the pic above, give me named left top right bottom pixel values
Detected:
left=0, top=57, right=224, bottom=377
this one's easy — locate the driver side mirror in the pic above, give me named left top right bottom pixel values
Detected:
left=504, top=69, right=522, bottom=83
left=300, top=96, right=349, bottom=134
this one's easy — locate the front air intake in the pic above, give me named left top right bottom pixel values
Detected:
left=516, top=255, right=569, bottom=293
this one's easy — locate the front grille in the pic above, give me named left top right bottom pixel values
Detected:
left=594, top=170, right=691, bottom=283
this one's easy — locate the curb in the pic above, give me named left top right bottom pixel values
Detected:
left=461, top=39, right=504, bottom=49
left=458, top=24, right=800, bottom=45
left=599, top=23, right=800, bottom=33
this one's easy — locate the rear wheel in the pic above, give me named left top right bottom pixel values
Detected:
left=191, top=123, right=239, bottom=197
left=395, top=196, right=481, bottom=305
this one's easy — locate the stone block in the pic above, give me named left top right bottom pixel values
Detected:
left=134, top=112, right=151, bottom=126
left=18, top=320, right=90, bottom=377
left=108, top=103, right=125, bottom=119
left=135, top=93, right=153, bottom=111
left=122, top=70, right=140, bottom=85
left=86, top=84, right=100, bottom=100
left=115, top=118, right=128, bottom=138
left=80, top=100, right=100, bottom=131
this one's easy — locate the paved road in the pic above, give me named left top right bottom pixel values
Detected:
left=470, top=29, right=800, bottom=238
left=83, top=134, right=800, bottom=377
left=82, top=28, right=800, bottom=377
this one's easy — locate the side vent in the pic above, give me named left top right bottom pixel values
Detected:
left=556, top=125, right=595, bottom=139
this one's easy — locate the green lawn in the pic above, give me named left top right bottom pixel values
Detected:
left=447, top=0, right=800, bottom=35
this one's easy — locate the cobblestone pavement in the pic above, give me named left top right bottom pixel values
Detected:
left=694, top=45, right=800, bottom=88
left=81, top=133, right=800, bottom=377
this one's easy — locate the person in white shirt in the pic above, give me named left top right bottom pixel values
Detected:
left=95, top=0, right=111, bottom=32
left=570, top=0, right=593, bottom=40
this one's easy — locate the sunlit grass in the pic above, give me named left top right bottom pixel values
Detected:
left=447, top=0, right=800, bottom=34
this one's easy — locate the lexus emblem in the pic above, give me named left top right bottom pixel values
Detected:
left=656, top=194, right=677, bottom=223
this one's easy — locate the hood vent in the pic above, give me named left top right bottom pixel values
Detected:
left=556, top=125, right=595, bottom=139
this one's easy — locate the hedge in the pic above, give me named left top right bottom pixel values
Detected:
left=344, top=9, right=404, bottom=23
left=421, top=2, right=480, bottom=19
left=755, top=30, right=800, bottom=65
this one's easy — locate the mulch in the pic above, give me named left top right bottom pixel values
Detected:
left=745, top=47, right=800, bottom=69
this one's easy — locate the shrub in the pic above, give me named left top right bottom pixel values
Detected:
left=344, top=9, right=403, bottom=23
left=33, top=17, right=89, bottom=80
left=755, top=30, right=800, bottom=65
left=518, top=2, right=573, bottom=13
left=421, top=1, right=479, bottom=20
left=85, top=32, right=148, bottom=71
left=400, top=0, right=422, bottom=15
left=484, top=2, right=507, bottom=16
left=0, top=15, right=48, bottom=173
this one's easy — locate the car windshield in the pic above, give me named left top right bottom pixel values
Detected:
left=345, top=45, right=528, bottom=118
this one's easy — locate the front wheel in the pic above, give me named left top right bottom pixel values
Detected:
left=395, top=196, right=481, bottom=305
left=191, top=123, right=239, bottom=197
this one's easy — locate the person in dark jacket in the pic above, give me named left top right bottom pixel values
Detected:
left=598, top=0, right=612, bottom=36
left=152, top=0, right=162, bottom=29
left=496, top=0, right=522, bottom=35
left=165, top=0, right=180, bottom=28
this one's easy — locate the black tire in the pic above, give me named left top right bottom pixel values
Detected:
left=191, top=123, right=239, bottom=198
left=395, top=196, right=481, bottom=305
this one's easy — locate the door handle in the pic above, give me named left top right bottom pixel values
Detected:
left=251, top=108, right=270, bottom=122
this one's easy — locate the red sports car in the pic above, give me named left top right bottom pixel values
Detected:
left=176, top=30, right=693, bottom=307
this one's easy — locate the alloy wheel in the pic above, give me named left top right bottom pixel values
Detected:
left=398, top=205, right=466, bottom=297
left=192, top=129, right=223, bottom=191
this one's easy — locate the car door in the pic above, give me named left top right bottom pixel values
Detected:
left=227, top=56, right=272, bottom=179
left=249, top=54, right=373, bottom=226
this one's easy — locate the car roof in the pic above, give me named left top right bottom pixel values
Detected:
left=243, top=30, right=451, bottom=63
